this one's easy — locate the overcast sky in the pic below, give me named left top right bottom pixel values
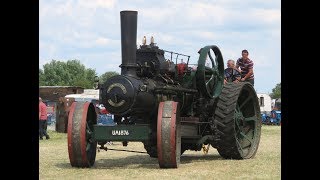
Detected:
left=39, top=0, right=280, bottom=94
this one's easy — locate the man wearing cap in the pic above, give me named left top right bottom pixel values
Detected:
left=236, top=49, right=255, bottom=86
left=39, top=97, right=50, bottom=140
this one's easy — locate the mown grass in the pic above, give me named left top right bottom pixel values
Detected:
left=39, top=125, right=281, bottom=179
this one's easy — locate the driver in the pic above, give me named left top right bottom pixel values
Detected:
left=224, top=59, right=241, bottom=84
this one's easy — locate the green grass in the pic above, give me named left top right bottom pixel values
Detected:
left=40, top=125, right=281, bottom=179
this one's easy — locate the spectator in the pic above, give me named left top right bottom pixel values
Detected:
left=224, top=59, right=241, bottom=84
left=236, top=49, right=255, bottom=86
left=39, top=97, right=50, bottom=140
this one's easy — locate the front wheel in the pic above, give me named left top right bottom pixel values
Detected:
left=157, top=101, right=181, bottom=168
left=67, top=102, right=97, bottom=167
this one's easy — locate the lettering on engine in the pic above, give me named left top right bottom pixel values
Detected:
left=112, top=130, right=130, bottom=136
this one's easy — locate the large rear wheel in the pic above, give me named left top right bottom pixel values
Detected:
left=214, top=82, right=261, bottom=159
left=67, top=102, right=97, bottom=167
left=157, top=101, right=181, bottom=168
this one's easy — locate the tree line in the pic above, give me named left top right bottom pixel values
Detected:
left=269, top=82, right=281, bottom=99
left=39, top=60, right=119, bottom=88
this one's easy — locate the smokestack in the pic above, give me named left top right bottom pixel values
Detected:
left=120, top=10, right=137, bottom=76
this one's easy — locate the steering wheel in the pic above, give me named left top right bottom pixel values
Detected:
left=196, top=45, right=224, bottom=98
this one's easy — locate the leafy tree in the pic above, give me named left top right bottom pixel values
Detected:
left=99, top=71, right=119, bottom=84
left=39, top=59, right=97, bottom=88
left=270, top=82, right=281, bottom=99
left=39, top=68, right=46, bottom=86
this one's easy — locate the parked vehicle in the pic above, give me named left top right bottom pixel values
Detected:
left=270, top=110, right=281, bottom=125
left=261, top=113, right=270, bottom=125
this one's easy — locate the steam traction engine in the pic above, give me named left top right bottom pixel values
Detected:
left=67, top=11, right=261, bottom=168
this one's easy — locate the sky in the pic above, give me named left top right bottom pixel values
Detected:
left=39, top=0, right=281, bottom=94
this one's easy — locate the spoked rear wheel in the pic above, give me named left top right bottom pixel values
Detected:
left=214, top=82, right=261, bottom=159
left=67, top=102, right=97, bottom=167
left=157, top=101, right=181, bottom=168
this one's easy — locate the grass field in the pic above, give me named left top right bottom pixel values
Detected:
left=39, top=125, right=281, bottom=179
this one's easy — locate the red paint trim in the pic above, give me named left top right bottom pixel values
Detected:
left=157, top=102, right=164, bottom=165
left=67, top=102, right=76, bottom=165
left=80, top=102, right=90, bottom=165
left=170, top=102, right=178, bottom=166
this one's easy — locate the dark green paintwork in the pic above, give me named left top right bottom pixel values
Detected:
left=182, top=70, right=196, bottom=87
left=93, top=124, right=152, bottom=141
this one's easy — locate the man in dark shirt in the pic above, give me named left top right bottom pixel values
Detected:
left=236, top=49, right=254, bottom=86
left=224, top=59, right=241, bottom=84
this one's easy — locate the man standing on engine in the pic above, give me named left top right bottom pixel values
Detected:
left=236, top=49, right=255, bottom=86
